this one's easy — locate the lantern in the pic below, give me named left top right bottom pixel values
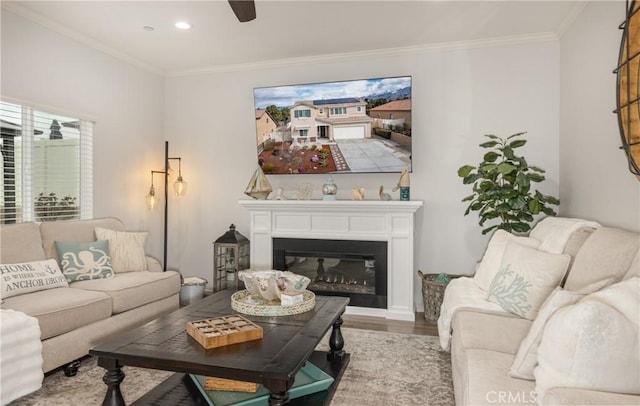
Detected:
left=213, top=224, right=250, bottom=291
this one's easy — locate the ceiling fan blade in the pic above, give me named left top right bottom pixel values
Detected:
left=228, top=0, right=256, bottom=22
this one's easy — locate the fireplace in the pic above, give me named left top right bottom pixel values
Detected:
left=272, top=238, right=387, bottom=308
left=239, top=199, right=423, bottom=321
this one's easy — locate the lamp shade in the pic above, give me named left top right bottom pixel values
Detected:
left=173, top=176, right=188, bottom=196
left=146, top=186, right=158, bottom=210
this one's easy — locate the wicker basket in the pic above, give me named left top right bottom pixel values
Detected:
left=417, top=270, right=454, bottom=322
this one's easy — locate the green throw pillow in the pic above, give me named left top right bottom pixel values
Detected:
left=55, top=240, right=114, bottom=282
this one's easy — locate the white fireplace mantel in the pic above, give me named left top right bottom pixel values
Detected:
left=239, top=199, right=423, bottom=321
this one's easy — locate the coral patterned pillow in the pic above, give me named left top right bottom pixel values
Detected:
left=55, top=240, right=114, bottom=282
left=487, top=241, right=570, bottom=320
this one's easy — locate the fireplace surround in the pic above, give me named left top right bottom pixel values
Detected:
left=239, top=199, right=423, bottom=321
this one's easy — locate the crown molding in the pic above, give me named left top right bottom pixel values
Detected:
left=2, top=2, right=164, bottom=76
left=3, top=2, right=559, bottom=79
left=166, top=32, right=558, bottom=78
left=556, top=1, right=589, bottom=38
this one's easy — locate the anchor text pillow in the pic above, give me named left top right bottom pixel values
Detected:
left=0, top=259, right=69, bottom=299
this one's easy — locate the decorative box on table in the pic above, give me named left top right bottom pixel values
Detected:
left=186, top=314, right=262, bottom=349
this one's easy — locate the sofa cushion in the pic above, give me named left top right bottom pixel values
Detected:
left=509, top=287, right=585, bottom=380
left=70, top=270, right=180, bottom=314
left=473, top=230, right=540, bottom=292
left=564, top=227, right=639, bottom=293
left=0, top=259, right=69, bottom=299
left=451, top=309, right=531, bottom=355
left=534, top=277, right=640, bottom=400
left=55, top=240, right=114, bottom=282
left=559, top=227, right=596, bottom=286
left=0, top=222, right=46, bottom=263
left=94, top=227, right=148, bottom=273
left=487, top=241, right=570, bottom=320
left=40, top=217, right=125, bottom=261
left=1, top=287, right=112, bottom=340
left=438, top=277, right=506, bottom=350
left=462, top=349, right=536, bottom=406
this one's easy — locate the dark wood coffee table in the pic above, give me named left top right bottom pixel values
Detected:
left=89, top=290, right=350, bottom=406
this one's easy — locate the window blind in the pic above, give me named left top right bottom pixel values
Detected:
left=0, top=101, right=93, bottom=224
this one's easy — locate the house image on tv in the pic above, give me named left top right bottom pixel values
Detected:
left=369, top=99, right=411, bottom=131
left=255, top=109, right=278, bottom=148
left=289, top=98, right=373, bottom=146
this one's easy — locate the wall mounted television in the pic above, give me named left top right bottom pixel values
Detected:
left=253, top=75, right=412, bottom=175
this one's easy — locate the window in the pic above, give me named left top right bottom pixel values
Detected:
left=294, top=109, right=311, bottom=118
left=299, top=129, right=309, bottom=137
left=0, top=101, right=93, bottom=224
left=330, top=107, right=346, bottom=115
left=357, top=106, right=361, bottom=112
left=319, top=109, right=324, bottom=114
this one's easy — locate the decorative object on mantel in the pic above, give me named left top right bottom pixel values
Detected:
left=294, top=183, right=313, bottom=200
left=393, top=168, right=410, bottom=201
left=458, top=132, right=559, bottom=235
left=379, top=186, right=392, bottom=201
left=213, top=225, right=250, bottom=292
left=614, top=0, right=640, bottom=179
left=351, top=187, right=365, bottom=200
left=274, top=187, right=288, bottom=200
left=244, top=165, right=272, bottom=199
left=322, top=176, right=338, bottom=200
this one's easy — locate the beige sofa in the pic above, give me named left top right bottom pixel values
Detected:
left=440, top=219, right=640, bottom=405
left=0, top=217, right=180, bottom=374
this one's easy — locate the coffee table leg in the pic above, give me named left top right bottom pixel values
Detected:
left=268, top=390, right=290, bottom=406
left=97, top=358, right=125, bottom=406
left=327, top=314, right=345, bottom=362
left=264, top=378, right=293, bottom=406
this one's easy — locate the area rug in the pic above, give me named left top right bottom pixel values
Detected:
left=11, top=328, right=454, bottom=405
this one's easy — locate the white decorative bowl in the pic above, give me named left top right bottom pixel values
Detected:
left=238, top=270, right=310, bottom=302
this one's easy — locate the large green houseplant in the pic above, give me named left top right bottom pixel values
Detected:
left=458, top=132, right=559, bottom=234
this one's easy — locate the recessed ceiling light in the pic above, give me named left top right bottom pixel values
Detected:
left=143, top=26, right=154, bottom=31
left=175, top=21, right=192, bottom=30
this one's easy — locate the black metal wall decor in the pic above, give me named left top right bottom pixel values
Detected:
left=615, top=0, right=640, bottom=179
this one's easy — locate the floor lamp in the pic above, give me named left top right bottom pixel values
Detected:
left=145, top=141, right=188, bottom=272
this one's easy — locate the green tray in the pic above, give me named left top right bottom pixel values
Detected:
left=189, top=361, right=334, bottom=406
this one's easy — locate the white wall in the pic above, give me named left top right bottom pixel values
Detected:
left=1, top=10, right=167, bottom=258
left=560, top=1, right=640, bottom=231
left=165, top=40, right=560, bottom=309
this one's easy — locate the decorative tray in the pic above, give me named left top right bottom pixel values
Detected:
left=186, top=314, right=262, bottom=349
left=231, top=290, right=315, bottom=316
left=189, top=361, right=333, bottom=406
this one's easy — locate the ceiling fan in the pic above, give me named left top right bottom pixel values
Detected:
left=228, top=0, right=256, bottom=22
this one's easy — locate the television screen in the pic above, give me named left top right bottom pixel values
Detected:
left=253, top=76, right=412, bottom=175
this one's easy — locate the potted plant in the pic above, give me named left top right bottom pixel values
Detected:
left=458, top=132, right=559, bottom=234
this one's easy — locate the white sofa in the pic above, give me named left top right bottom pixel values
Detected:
left=439, top=217, right=640, bottom=405
left=0, top=218, right=180, bottom=376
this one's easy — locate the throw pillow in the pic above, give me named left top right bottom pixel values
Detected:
left=487, top=241, right=570, bottom=320
left=508, top=287, right=585, bottom=380
left=534, top=277, right=640, bottom=400
left=94, top=227, right=148, bottom=273
left=473, top=230, right=541, bottom=292
left=0, top=259, right=69, bottom=299
left=55, top=240, right=114, bottom=282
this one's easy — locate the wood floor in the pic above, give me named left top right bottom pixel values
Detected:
left=342, top=312, right=438, bottom=336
